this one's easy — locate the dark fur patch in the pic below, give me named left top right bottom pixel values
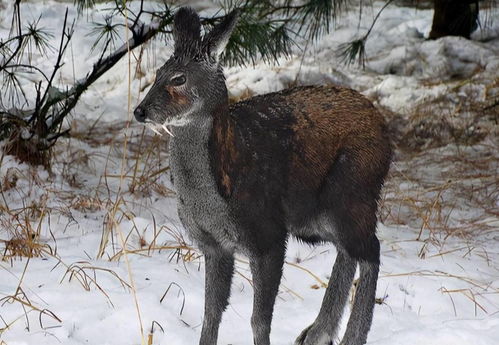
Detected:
left=173, top=7, right=201, bottom=60
left=209, top=94, right=295, bottom=255
left=209, top=85, right=392, bottom=258
left=284, top=86, right=391, bottom=259
left=210, top=104, right=240, bottom=197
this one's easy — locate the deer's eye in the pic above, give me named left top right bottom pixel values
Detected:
left=171, top=74, right=186, bottom=86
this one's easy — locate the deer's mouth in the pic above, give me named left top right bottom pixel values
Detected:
left=145, top=119, right=174, bottom=137
left=143, top=98, right=202, bottom=136
left=144, top=114, right=194, bottom=136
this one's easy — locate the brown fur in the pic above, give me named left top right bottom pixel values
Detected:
left=211, top=105, right=240, bottom=197
left=167, top=86, right=189, bottom=105
left=287, top=86, right=385, bottom=190
left=210, top=85, right=391, bottom=217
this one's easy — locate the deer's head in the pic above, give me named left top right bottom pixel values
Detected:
left=134, top=7, right=239, bottom=134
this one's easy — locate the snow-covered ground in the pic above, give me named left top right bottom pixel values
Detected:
left=1, top=1, right=498, bottom=345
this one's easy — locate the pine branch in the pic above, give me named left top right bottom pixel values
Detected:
left=74, top=0, right=96, bottom=15
left=39, top=9, right=74, bottom=117
left=296, top=0, right=350, bottom=40
left=1, top=0, right=369, bottom=165
left=224, top=17, right=292, bottom=66
left=207, top=1, right=295, bottom=66
left=1, top=64, right=50, bottom=82
left=336, top=0, right=395, bottom=67
left=45, top=17, right=170, bottom=133
left=88, top=15, right=121, bottom=54
left=0, top=5, right=172, bottom=151
left=0, top=2, right=24, bottom=73
left=1, top=6, right=53, bottom=109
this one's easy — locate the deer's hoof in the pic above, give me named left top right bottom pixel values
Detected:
left=295, top=324, right=332, bottom=345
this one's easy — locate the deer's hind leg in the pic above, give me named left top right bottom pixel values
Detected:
left=296, top=152, right=383, bottom=345
left=339, top=240, right=379, bottom=345
left=295, top=218, right=379, bottom=345
left=295, top=245, right=357, bottom=345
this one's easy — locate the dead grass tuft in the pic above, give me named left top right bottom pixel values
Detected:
left=0, top=259, right=61, bottom=336
left=69, top=195, right=105, bottom=212
left=382, top=77, right=498, bottom=153
left=1, top=167, right=20, bottom=192
left=1, top=237, right=49, bottom=260
left=380, top=139, right=498, bottom=246
left=58, top=260, right=131, bottom=306
left=1, top=200, right=54, bottom=261
left=379, top=75, right=498, bottom=247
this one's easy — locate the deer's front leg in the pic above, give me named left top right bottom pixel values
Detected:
left=199, top=246, right=235, bottom=345
left=249, top=246, right=286, bottom=345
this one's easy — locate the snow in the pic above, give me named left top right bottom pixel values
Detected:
left=1, top=1, right=499, bottom=345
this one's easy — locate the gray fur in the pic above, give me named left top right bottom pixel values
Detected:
left=171, top=114, right=379, bottom=345
left=340, top=261, right=380, bottom=345
left=200, top=247, right=235, bottom=345
left=170, top=113, right=282, bottom=345
left=250, top=248, right=286, bottom=345
left=295, top=250, right=357, bottom=345
left=170, top=117, right=240, bottom=252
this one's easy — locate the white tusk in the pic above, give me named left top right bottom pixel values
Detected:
left=147, top=124, right=163, bottom=136
left=162, top=124, right=175, bottom=137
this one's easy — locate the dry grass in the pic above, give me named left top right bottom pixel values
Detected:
left=0, top=197, right=54, bottom=261
left=380, top=137, right=498, bottom=247
left=0, top=16, right=181, bottom=342
left=378, top=73, right=498, bottom=250
left=0, top=111, right=182, bottom=344
left=380, top=269, right=499, bottom=316
left=47, top=117, right=177, bottom=260
left=0, top=246, right=141, bottom=338
left=0, top=259, right=62, bottom=336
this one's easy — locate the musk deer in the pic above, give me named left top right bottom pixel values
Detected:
left=134, top=7, right=391, bottom=345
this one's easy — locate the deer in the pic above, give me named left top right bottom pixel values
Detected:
left=134, top=7, right=392, bottom=345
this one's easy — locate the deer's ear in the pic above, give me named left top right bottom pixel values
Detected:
left=173, top=7, right=201, bottom=59
left=202, top=9, right=239, bottom=63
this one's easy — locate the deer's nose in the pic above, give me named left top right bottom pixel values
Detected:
left=134, top=106, right=147, bottom=122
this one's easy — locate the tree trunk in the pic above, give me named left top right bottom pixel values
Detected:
left=429, top=0, right=479, bottom=39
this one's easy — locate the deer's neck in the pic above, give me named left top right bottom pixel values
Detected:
left=169, top=109, right=240, bottom=249
left=170, top=116, right=215, bottom=193
left=169, top=101, right=232, bottom=191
